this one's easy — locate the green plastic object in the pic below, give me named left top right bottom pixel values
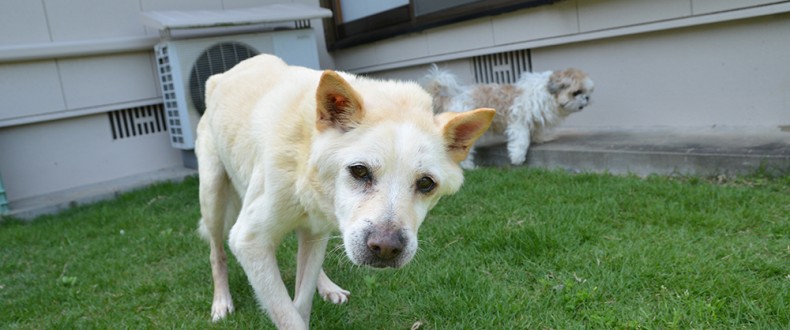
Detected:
left=0, top=173, right=9, bottom=215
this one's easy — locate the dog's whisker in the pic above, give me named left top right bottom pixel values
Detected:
left=308, top=236, right=333, bottom=244
left=328, top=244, right=345, bottom=256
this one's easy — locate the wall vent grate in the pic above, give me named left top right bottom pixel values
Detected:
left=108, top=104, right=167, bottom=140
left=472, top=49, right=531, bottom=84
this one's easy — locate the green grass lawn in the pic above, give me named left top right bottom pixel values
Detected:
left=1, top=168, right=788, bottom=329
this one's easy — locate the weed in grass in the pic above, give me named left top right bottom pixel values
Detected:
left=1, top=170, right=788, bottom=329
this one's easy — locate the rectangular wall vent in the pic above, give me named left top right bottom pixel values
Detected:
left=472, top=49, right=531, bottom=84
left=108, top=104, right=167, bottom=140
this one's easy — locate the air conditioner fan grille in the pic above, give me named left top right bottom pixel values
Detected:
left=188, top=42, right=259, bottom=115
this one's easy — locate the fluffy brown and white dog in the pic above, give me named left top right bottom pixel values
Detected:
left=423, top=66, right=594, bottom=168
left=196, top=54, right=494, bottom=329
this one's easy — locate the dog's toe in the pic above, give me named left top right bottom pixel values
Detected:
left=321, top=288, right=351, bottom=304
left=211, top=299, right=235, bottom=322
left=317, top=270, right=350, bottom=304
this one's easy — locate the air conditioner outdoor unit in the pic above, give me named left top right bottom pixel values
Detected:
left=142, top=4, right=332, bottom=150
left=154, top=29, right=320, bottom=149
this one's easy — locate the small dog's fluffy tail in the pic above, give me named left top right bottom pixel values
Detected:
left=421, top=64, right=463, bottom=114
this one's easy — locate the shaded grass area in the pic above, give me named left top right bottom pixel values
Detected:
left=1, top=169, right=788, bottom=329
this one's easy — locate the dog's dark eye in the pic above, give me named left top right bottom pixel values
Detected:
left=416, top=176, right=435, bottom=193
left=572, top=90, right=583, bottom=97
left=349, top=165, right=370, bottom=180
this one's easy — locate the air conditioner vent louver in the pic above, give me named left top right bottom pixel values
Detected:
left=188, top=42, right=259, bottom=115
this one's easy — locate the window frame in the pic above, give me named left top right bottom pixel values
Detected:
left=320, top=0, right=557, bottom=50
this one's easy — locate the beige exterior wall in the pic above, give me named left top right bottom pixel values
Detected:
left=0, top=114, right=181, bottom=202
left=0, top=0, right=330, bottom=204
left=335, top=0, right=789, bottom=73
left=1, top=0, right=788, bottom=206
left=0, top=0, right=331, bottom=127
left=532, top=14, right=790, bottom=128
left=354, top=1, right=790, bottom=130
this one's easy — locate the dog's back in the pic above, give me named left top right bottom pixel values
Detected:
left=198, top=55, right=318, bottom=195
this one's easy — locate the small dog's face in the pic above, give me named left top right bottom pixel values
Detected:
left=309, top=72, right=493, bottom=268
left=548, top=68, right=595, bottom=115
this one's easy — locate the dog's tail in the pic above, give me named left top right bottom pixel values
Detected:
left=421, top=64, right=464, bottom=114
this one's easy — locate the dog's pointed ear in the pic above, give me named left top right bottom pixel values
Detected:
left=437, top=108, right=495, bottom=163
left=316, top=70, right=365, bottom=132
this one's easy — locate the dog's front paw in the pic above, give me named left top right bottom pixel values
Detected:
left=211, top=296, right=235, bottom=322
left=509, top=155, right=526, bottom=166
left=319, top=285, right=351, bottom=304
left=508, top=149, right=527, bottom=166
left=317, top=269, right=350, bottom=304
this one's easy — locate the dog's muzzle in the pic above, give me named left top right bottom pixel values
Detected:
left=361, top=228, right=407, bottom=268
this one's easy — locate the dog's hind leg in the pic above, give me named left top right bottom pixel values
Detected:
left=197, top=140, right=236, bottom=322
left=293, top=227, right=330, bottom=322
left=317, top=268, right=351, bottom=304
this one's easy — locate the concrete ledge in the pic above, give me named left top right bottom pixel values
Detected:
left=476, top=127, right=790, bottom=176
left=5, top=166, right=196, bottom=221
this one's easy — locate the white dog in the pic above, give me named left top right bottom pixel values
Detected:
left=195, top=54, right=494, bottom=329
left=423, top=66, right=594, bottom=168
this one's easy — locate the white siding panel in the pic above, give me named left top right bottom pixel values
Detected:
left=334, top=44, right=379, bottom=70
left=493, top=0, right=579, bottom=45
left=426, top=17, right=493, bottom=55
left=140, top=0, right=222, bottom=35
left=532, top=14, right=790, bottom=127
left=692, top=0, right=784, bottom=14
left=44, top=0, right=145, bottom=41
left=578, top=0, right=691, bottom=32
left=0, top=0, right=51, bottom=44
left=140, top=0, right=221, bottom=11
left=58, top=53, right=158, bottom=109
left=0, top=61, right=65, bottom=122
left=0, top=114, right=181, bottom=202
left=375, top=33, right=429, bottom=64
left=367, top=58, right=472, bottom=84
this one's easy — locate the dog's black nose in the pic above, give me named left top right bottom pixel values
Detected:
left=366, top=230, right=405, bottom=260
